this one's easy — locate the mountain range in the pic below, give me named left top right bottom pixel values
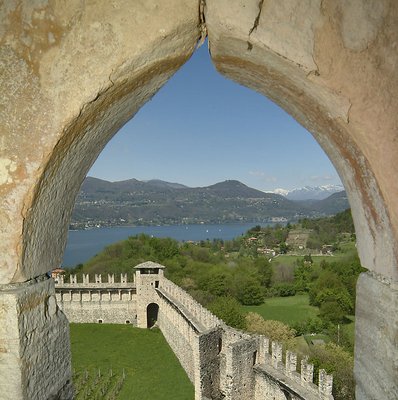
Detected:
left=268, top=185, right=344, bottom=201
left=71, top=177, right=349, bottom=229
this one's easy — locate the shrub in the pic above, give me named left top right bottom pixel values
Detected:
left=273, top=283, right=296, bottom=297
left=245, top=312, right=296, bottom=342
left=208, top=297, right=246, bottom=329
left=309, top=343, right=355, bottom=400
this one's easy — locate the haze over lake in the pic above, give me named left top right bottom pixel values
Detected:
left=63, top=223, right=268, bottom=267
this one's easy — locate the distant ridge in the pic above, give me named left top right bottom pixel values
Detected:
left=267, top=184, right=344, bottom=201
left=144, top=179, right=188, bottom=190
left=205, top=180, right=272, bottom=198
left=72, top=177, right=349, bottom=228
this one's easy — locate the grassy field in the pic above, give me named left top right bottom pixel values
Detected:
left=70, top=324, right=194, bottom=400
left=274, top=241, right=357, bottom=265
left=241, top=294, right=319, bottom=325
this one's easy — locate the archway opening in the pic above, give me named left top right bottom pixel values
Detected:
left=60, top=41, right=359, bottom=400
left=146, top=303, right=159, bottom=329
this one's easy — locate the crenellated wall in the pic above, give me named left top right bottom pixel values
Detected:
left=55, top=273, right=137, bottom=324
left=54, top=263, right=333, bottom=400
left=158, top=271, right=333, bottom=400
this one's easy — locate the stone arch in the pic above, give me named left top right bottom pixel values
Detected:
left=146, top=303, right=160, bottom=329
left=1, top=1, right=397, bottom=399
left=205, top=1, right=398, bottom=281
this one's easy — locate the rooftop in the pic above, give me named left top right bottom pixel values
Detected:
left=134, top=261, right=165, bottom=270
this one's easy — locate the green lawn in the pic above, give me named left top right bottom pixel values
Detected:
left=242, top=294, right=319, bottom=325
left=70, top=324, right=194, bottom=400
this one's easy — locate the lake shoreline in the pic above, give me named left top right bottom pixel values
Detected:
left=63, top=222, right=272, bottom=267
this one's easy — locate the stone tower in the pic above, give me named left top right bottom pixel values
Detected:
left=134, top=261, right=165, bottom=328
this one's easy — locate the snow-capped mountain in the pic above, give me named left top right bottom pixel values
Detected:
left=267, top=185, right=344, bottom=201
left=272, top=188, right=290, bottom=197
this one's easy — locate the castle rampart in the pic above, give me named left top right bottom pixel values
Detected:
left=55, top=262, right=333, bottom=400
left=56, top=273, right=137, bottom=324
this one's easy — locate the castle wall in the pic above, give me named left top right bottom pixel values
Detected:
left=160, top=278, right=221, bottom=330
left=157, top=275, right=333, bottom=400
left=54, top=268, right=333, bottom=400
left=195, top=328, right=224, bottom=400
left=223, top=338, right=257, bottom=400
left=2, top=1, right=398, bottom=398
left=157, top=296, right=197, bottom=383
left=55, top=274, right=138, bottom=324
left=57, top=292, right=138, bottom=324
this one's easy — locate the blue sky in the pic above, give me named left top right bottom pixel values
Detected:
left=88, top=42, right=342, bottom=192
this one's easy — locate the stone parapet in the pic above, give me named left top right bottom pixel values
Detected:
left=255, top=340, right=333, bottom=400
left=55, top=273, right=135, bottom=288
left=0, top=275, right=73, bottom=400
left=161, top=277, right=222, bottom=330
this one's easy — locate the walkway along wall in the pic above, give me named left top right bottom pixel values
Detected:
left=55, top=262, right=333, bottom=400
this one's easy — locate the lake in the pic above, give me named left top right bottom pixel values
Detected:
left=63, top=222, right=268, bottom=267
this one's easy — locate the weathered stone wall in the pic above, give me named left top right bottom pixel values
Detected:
left=57, top=290, right=138, bottom=325
left=0, top=275, right=73, bottom=400
left=355, top=272, right=398, bottom=399
left=157, top=295, right=197, bottom=383
left=0, top=0, right=201, bottom=285
left=55, top=273, right=137, bottom=324
left=223, top=338, right=258, bottom=400
left=195, top=328, right=224, bottom=400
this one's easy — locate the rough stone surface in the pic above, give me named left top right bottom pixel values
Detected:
left=0, top=276, right=72, bottom=400
left=205, top=0, right=398, bottom=281
left=0, top=0, right=201, bottom=284
left=355, top=272, right=398, bottom=399
left=56, top=285, right=137, bottom=325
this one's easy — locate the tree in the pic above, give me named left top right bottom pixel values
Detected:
left=279, top=242, right=288, bottom=254
left=248, top=225, right=261, bottom=234
left=292, top=317, right=325, bottom=335
left=294, top=260, right=314, bottom=292
left=236, top=278, right=264, bottom=305
left=319, top=301, right=346, bottom=324
left=255, top=258, right=273, bottom=287
left=245, top=312, right=296, bottom=342
left=273, top=283, right=296, bottom=297
left=202, top=271, right=231, bottom=297
left=208, top=297, right=246, bottom=329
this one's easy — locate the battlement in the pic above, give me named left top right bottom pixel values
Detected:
left=156, top=276, right=333, bottom=399
left=53, top=264, right=333, bottom=399
left=55, top=273, right=133, bottom=288
left=256, top=338, right=333, bottom=400
left=54, top=273, right=137, bottom=325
